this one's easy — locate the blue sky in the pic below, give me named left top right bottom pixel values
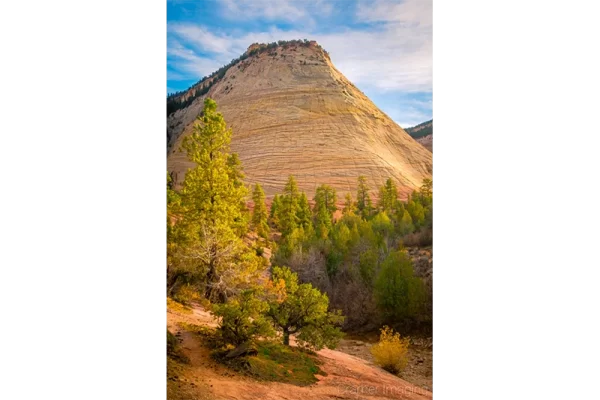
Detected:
left=167, top=0, right=431, bottom=128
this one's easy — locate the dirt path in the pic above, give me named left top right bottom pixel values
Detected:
left=168, top=304, right=432, bottom=400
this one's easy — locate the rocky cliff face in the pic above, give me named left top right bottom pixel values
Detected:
left=167, top=41, right=432, bottom=199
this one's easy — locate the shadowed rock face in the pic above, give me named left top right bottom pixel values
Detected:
left=167, top=42, right=432, bottom=199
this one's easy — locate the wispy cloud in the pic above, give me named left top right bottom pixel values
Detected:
left=220, top=0, right=309, bottom=22
left=167, top=0, right=432, bottom=122
left=357, top=0, right=432, bottom=26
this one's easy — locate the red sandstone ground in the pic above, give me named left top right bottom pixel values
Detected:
left=167, top=303, right=432, bottom=400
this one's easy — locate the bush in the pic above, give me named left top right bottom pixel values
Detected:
left=212, top=288, right=275, bottom=346
left=172, top=284, right=201, bottom=305
left=370, top=326, right=409, bottom=374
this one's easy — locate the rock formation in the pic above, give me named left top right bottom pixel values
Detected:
left=167, top=41, right=432, bottom=199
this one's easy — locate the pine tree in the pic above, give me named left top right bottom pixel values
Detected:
left=251, top=183, right=270, bottom=239
left=343, top=192, right=356, bottom=215
left=356, top=175, right=373, bottom=219
left=315, top=203, right=333, bottom=239
left=397, top=209, right=415, bottom=236
left=419, top=178, right=433, bottom=208
left=176, top=98, right=261, bottom=302
left=269, top=194, right=282, bottom=228
left=180, top=98, right=247, bottom=228
left=313, top=184, right=337, bottom=215
left=279, top=175, right=301, bottom=236
left=384, top=178, right=398, bottom=212
left=377, top=186, right=387, bottom=212
left=297, top=192, right=313, bottom=230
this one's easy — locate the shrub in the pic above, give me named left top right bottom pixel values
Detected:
left=370, top=326, right=409, bottom=374
left=172, top=283, right=201, bottom=305
left=212, top=288, right=275, bottom=346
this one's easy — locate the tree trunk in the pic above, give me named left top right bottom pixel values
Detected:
left=283, top=328, right=290, bottom=346
left=204, top=243, right=219, bottom=301
left=167, top=274, right=180, bottom=296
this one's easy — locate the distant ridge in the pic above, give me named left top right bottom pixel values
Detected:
left=405, top=119, right=433, bottom=139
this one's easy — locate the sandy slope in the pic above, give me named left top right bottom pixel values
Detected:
left=168, top=303, right=432, bottom=400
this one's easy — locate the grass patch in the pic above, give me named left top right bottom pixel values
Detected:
left=167, top=297, right=193, bottom=314
left=216, top=341, right=326, bottom=386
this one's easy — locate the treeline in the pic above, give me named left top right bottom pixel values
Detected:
left=405, top=119, right=433, bottom=139
left=167, top=39, right=328, bottom=116
left=167, top=98, right=343, bottom=350
left=261, top=175, right=433, bottom=333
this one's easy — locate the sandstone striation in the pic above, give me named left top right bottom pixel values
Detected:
left=167, top=41, right=432, bottom=199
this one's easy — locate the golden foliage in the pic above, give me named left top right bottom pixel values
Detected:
left=172, top=284, right=202, bottom=306
left=264, top=277, right=287, bottom=303
left=167, top=297, right=193, bottom=314
left=370, top=326, right=410, bottom=375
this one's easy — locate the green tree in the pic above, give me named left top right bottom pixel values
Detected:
left=332, top=223, right=351, bottom=254
left=313, top=184, right=337, bottom=215
left=269, top=194, right=282, bottom=227
left=268, top=266, right=344, bottom=349
left=176, top=98, right=261, bottom=302
left=252, top=183, right=270, bottom=239
left=371, top=211, right=394, bottom=238
left=167, top=172, right=188, bottom=295
left=374, top=250, right=425, bottom=321
left=419, top=179, right=433, bottom=209
left=377, top=178, right=398, bottom=213
left=314, top=203, right=333, bottom=240
left=359, top=248, right=379, bottom=284
left=407, top=200, right=425, bottom=229
left=343, top=192, right=356, bottom=216
left=356, top=176, right=373, bottom=219
left=212, top=288, right=275, bottom=346
left=227, top=153, right=245, bottom=188
left=297, top=192, right=313, bottom=230
left=279, top=175, right=301, bottom=236
left=397, top=210, right=415, bottom=236
left=393, top=200, right=406, bottom=218
left=180, top=99, right=247, bottom=226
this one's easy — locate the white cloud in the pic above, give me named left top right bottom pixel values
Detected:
left=219, top=0, right=309, bottom=22
left=167, top=39, right=223, bottom=79
left=168, top=24, right=235, bottom=56
left=356, top=0, right=432, bottom=26
left=167, top=0, right=431, bottom=93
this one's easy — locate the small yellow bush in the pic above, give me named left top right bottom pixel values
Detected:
left=172, top=284, right=201, bottom=305
left=370, top=326, right=410, bottom=374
